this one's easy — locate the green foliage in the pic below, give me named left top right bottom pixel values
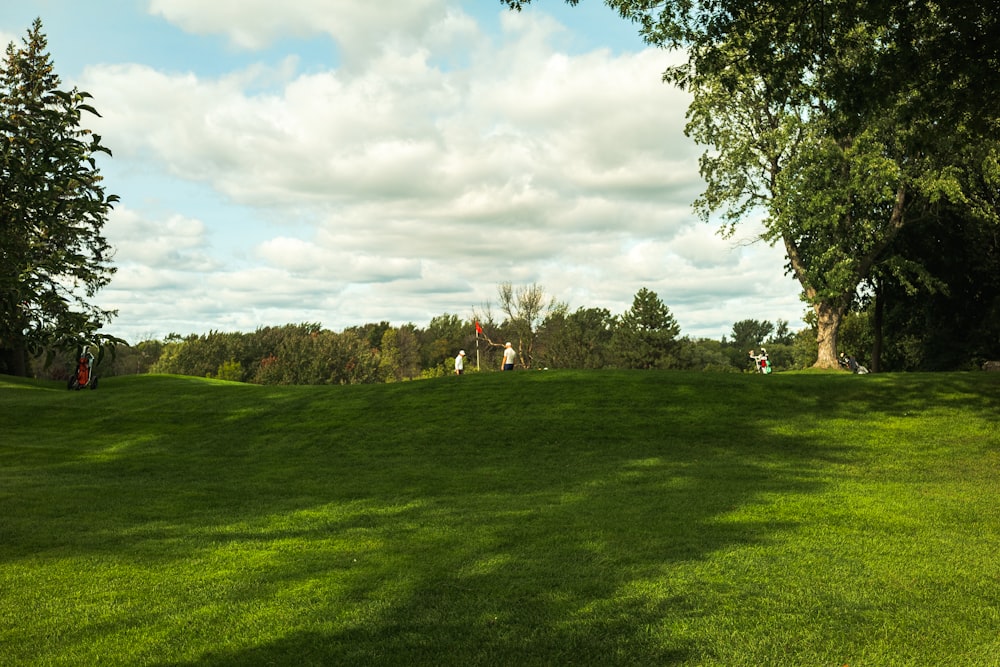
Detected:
left=836, top=311, right=874, bottom=368
left=214, top=359, right=243, bottom=382
left=729, top=319, right=775, bottom=354
left=791, top=326, right=820, bottom=369
left=860, top=208, right=1000, bottom=371
left=150, top=330, right=246, bottom=380
left=610, top=287, right=681, bottom=369
left=247, top=328, right=379, bottom=385
left=147, top=324, right=382, bottom=385
left=3, top=371, right=1000, bottom=663
left=117, top=310, right=819, bottom=379
left=536, top=306, right=615, bottom=369
left=378, top=327, right=402, bottom=382
left=103, top=339, right=162, bottom=376
left=674, top=336, right=738, bottom=372
left=418, top=313, right=470, bottom=371
left=419, top=361, right=451, bottom=379
left=394, top=324, right=423, bottom=379
left=0, top=20, right=122, bottom=375
left=347, top=320, right=391, bottom=350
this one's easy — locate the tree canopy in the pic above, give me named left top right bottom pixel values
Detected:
left=0, top=19, right=120, bottom=376
left=611, top=287, right=681, bottom=369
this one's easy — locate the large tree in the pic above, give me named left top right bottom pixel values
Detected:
left=862, top=206, right=1000, bottom=371
left=504, top=0, right=999, bottom=367
left=0, top=19, right=120, bottom=376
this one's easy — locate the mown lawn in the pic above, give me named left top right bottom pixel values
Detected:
left=2, top=370, right=999, bottom=666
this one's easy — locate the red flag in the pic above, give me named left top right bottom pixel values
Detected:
left=475, top=321, right=483, bottom=335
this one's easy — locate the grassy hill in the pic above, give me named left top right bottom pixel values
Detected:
left=2, top=370, right=1000, bottom=665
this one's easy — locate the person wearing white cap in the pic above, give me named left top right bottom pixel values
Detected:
left=454, top=350, right=466, bottom=375
left=501, top=342, right=516, bottom=371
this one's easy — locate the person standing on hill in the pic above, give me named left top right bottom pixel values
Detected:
left=455, top=350, right=466, bottom=375
left=501, top=342, right=516, bottom=371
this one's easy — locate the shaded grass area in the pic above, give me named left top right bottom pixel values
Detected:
left=2, top=370, right=999, bottom=665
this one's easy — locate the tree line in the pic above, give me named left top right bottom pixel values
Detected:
left=34, top=272, right=997, bottom=384
left=34, top=285, right=809, bottom=384
left=99, top=275, right=995, bottom=383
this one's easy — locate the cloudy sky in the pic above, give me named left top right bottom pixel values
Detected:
left=2, top=0, right=806, bottom=344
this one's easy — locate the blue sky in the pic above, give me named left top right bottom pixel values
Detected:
left=2, top=1, right=805, bottom=344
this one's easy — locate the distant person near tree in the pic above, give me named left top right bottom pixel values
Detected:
left=455, top=350, right=465, bottom=375
left=502, top=342, right=516, bottom=371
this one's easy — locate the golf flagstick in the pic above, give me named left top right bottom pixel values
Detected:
left=474, top=319, right=482, bottom=370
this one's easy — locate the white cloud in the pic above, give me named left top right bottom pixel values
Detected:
left=105, top=206, right=220, bottom=272
left=146, top=0, right=450, bottom=64
left=70, top=3, right=807, bottom=342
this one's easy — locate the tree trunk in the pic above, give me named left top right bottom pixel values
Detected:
left=871, top=281, right=884, bottom=373
left=813, top=301, right=844, bottom=369
left=782, top=237, right=847, bottom=370
left=0, top=345, right=29, bottom=377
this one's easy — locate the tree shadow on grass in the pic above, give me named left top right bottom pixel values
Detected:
left=9, top=371, right=995, bottom=664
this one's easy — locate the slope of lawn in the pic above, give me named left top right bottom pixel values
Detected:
left=2, top=369, right=999, bottom=666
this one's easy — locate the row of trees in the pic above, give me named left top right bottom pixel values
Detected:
left=31, top=263, right=998, bottom=384
left=36, top=284, right=810, bottom=385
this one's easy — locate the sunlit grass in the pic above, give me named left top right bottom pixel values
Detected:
left=1, top=370, right=999, bottom=665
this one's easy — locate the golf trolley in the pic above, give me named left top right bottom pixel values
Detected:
left=67, top=345, right=99, bottom=390
left=749, top=349, right=772, bottom=374
left=838, top=353, right=869, bottom=374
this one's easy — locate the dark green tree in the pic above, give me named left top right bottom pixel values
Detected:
left=249, top=328, right=379, bottom=385
left=860, top=208, right=1000, bottom=371
left=729, top=319, right=775, bottom=356
left=611, top=287, right=681, bottom=369
left=674, top=336, right=736, bottom=372
left=417, top=313, right=469, bottom=371
left=0, top=19, right=121, bottom=376
left=347, top=321, right=392, bottom=351
left=537, top=306, right=616, bottom=369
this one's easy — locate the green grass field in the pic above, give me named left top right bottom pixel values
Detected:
left=2, top=370, right=1000, bottom=666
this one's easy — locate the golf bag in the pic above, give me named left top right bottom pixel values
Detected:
left=68, top=347, right=98, bottom=390
left=749, top=350, right=771, bottom=374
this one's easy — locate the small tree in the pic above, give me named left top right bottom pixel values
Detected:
left=487, top=282, right=564, bottom=369
left=0, top=19, right=121, bottom=375
left=611, top=287, right=681, bottom=369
